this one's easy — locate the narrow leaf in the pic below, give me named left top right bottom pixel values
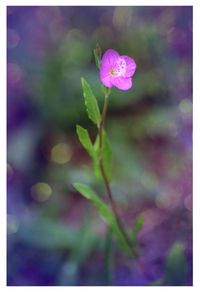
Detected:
left=73, top=183, right=96, bottom=200
left=81, top=78, right=101, bottom=126
left=73, top=183, right=132, bottom=256
left=76, top=125, right=94, bottom=157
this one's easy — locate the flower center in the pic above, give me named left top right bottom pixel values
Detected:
left=109, top=68, right=115, bottom=76
left=110, top=58, right=126, bottom=77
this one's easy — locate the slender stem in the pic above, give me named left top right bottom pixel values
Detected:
left=99, top=93, right=109, bottom=148
left=99, top=92, right=136, bottom=256
left=99, top=161, right=134, bottom=252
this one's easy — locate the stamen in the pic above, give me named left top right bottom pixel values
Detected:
left=110, top=68, right=115, bottom=76
left=110, top=58, right=126, bottom=77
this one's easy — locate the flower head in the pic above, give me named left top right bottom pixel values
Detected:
left=100, top=49, right=136, bottom=90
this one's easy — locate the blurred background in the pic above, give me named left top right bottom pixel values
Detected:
left=7, top=6, right=192, bottom=286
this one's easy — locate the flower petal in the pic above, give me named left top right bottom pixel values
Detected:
left=121, top=56, right=136, bottom=78
left=100, top=64, right=113, bottom=87
left=111, top=77, right=132, bottom=90
left=101, top=49, right=119, bottom=67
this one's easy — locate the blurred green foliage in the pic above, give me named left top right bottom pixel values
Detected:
left=165, top=242, right=188, bottom=285
left=7, top=6, right=192, bottom=285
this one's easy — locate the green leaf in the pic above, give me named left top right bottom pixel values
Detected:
left=76, top=125, right=94, bottom=157
left=93, top=135, right=101, bottom=179
left=94, top=130, right=112, bottom=181
left=73, top=183, right=132, bottom=256
left=76, top=126, right=112, bottom=181
left=81, top=78, right=101, bottom=126
left=92, top=152, right=102, bottom=180
left=165, top=242, right=188, bottom=285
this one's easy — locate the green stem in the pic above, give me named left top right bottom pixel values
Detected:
left=99, top=93, right=109, bottom=148
left=99, top=92, right=136, bottom=257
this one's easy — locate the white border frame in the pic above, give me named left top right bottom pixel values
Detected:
left=1, top=0, right=199, bottom=291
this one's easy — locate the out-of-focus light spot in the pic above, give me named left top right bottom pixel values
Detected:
left=7, top=63, right=22, bottom=85
left=179, top=99, right=192, bottom=114
left=31, top=182, right=52, bottom=202
left=155, top=193, right=171, bottom=209
left=65, top=29, right=83, bottom=41
left=184, top=194, right=192, bottom=211
left=60, top=30, right=91, bottom=67
left=141, top=172, right=158, bottom=190
left=8, top=29, right=20, bottom=49
left=112, top=7, right=132, bottom=29
left=156, top=188, right=181, bottom=209
left=7, top=214, right=19, bottom=235
left=51, top=143, right=72, bottom=164
left=140, top=208, right=165, bottom=232
left=63, top=261, right=77, bottom=277
left=60, top=29, right=91, bottom=66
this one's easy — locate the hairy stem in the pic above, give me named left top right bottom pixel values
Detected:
left=99, top=93, right=136, bottom=256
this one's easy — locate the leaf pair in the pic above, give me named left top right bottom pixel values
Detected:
left=93, top=130, right=112, bottom=181
left=77, top=78, right=112, bottom=180
left=76, top=125, right=112, bottom=181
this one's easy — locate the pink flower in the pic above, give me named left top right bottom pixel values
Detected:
left=100, top=49, right=136, bottom=90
